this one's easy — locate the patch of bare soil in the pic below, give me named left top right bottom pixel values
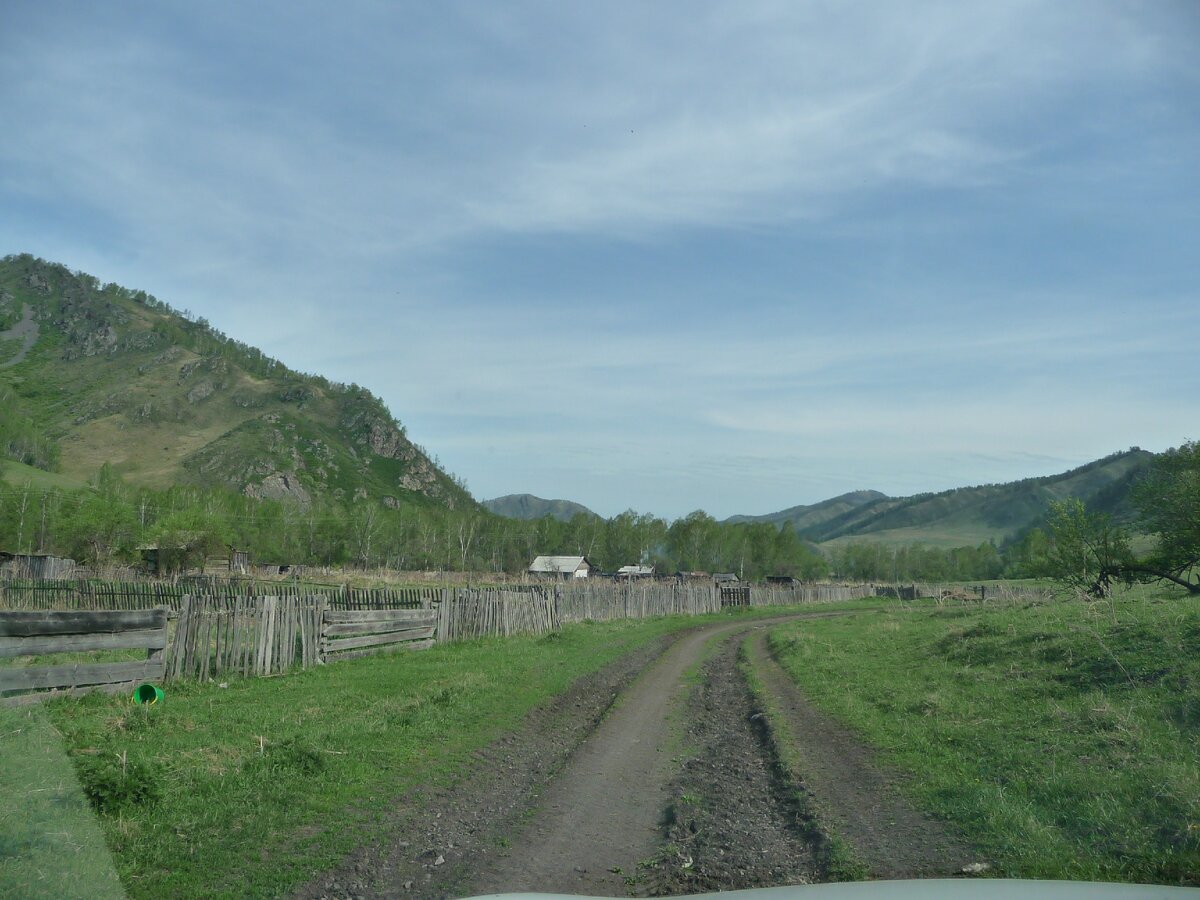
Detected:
left=293, top=633, right=678, bottom=900
left=745, top=630, right=982, bottom=878
left=636, top=630, right=826, bottom=896
left=0, top=305, right=39, bottom=368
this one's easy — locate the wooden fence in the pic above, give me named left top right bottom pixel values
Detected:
left=166, top=594, right=326, bottom=681
left=435, top=588, right=559, bottom=642
left=0, top=574, right=435, bottom=612
left=0, top=578, right=900, bottom=698
left=551, top=579, right=875, bottom=623
left=0, top=608, right=168, bottom=706
left=321, top=609, right=436, bottom=662
left=166, top=596, right=441, bottom=681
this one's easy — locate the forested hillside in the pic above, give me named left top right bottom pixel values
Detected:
left=777, top=450, right=1153, bottom=548
left=0, top=254, right=469, bottom=509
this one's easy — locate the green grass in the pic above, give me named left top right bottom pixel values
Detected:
left=0, top=458, right=86, bottom=491
left=19, top=605, right=795, bottom=898
left=0, top=705, right=126, bottom=899
left=767, top=587, right=1200, bottom=884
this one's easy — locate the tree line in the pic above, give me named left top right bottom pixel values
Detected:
left=1044, top=440, right=1200, bottom=596
left=3, top=443, right=1194, bottom=588
left=0, top=463, right=1089, bottom=583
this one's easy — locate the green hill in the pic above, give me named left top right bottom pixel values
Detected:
left=482, top=494, right=599, bottom=522
left=0, top=254, right=471, bottom=510
left=723, top=452, right=1153, bottom=550
left=804, top=450, right=1154, bottom=548
left=724, top=490, right=887, bottom=531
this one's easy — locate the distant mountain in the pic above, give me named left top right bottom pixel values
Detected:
left=0, top=254, right=472, bottom=510
left=767, top=450, right=1154, bottom=548
left=725, top=490, right=888, bottom=531
left=483, top=494, right=599, bottom=522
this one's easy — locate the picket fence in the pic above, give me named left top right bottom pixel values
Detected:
left=0, top=573, right=435, bottom=612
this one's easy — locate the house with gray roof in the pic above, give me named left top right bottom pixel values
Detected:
left=528, top=555, right=594, bottom=579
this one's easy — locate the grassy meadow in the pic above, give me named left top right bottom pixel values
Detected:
left=768, top=587, right=1200, bottom=885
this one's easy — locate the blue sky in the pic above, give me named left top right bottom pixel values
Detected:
left=2, top=1, right=1198, bottom=519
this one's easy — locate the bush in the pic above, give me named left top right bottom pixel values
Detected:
left=76, top=752, right=162, bottom=815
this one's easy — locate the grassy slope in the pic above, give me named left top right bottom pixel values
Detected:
left=0, top=255, right=469, bottom=509
left=0, top=458, right=86, bottom=491
left=724, top=490, right=888, bottom=531
left=36, top=609, right=778, bottom=898
left=768, top=590, right=1200, bottom=884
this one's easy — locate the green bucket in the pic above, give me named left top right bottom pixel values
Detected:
left=132, top=683, right=164, bottom=705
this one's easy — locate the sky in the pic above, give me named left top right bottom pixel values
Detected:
left=2, top=1, right=1198, bottom=520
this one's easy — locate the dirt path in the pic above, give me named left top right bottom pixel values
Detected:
left=463, top=621, right=761, bottom=897
left=0, top=305, right=39, bottom=368
left=636, top=629, right=825, bottom=895
left=744, top=630, right=980, bottom=878
left=298, top=611, right=978, bottom=899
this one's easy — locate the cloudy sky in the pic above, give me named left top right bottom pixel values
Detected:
left=2, top=2, right=1198, bottom=519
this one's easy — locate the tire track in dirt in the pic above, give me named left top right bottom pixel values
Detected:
left=743, top=629, right=981, bottom=878
left=636, top=627, right=826, bottom=896
left=461, top=620, right=759, bottom=897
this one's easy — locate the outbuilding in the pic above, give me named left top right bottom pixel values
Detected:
left=616, top=564, right=655, bottom=579
left=0, top=551, right=76, bottom=579
left=528, top=555, right=594, bottom=579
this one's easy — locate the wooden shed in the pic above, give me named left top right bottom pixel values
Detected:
left=0, top=551, right=76, bottom=580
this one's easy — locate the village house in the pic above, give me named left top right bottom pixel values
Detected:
left=528, top=555, right=594, bottom=579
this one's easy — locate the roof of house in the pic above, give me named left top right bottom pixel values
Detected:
left=528, top=555, right=591, bottom=574
left=617, top=565, right=655, bottom=576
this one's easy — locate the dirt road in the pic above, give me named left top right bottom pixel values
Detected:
left=298, top=613, right=977, bottom=899
left=464, top=621, right=755, bottom=896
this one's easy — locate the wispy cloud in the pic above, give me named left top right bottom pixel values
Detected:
left=1, top=1, right=1197, bottom=517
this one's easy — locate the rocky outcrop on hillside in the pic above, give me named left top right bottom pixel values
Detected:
left=244, top=471, right=312, bottom=505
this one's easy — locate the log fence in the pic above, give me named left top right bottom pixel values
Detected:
left=0, top=608, right=168, bottom=706
left=321, top=609, right=436, bottom=662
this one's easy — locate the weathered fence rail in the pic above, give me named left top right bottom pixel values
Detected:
left=0, top=608, right=168, bottom=705
left=321, top=609, right=436, bottom=661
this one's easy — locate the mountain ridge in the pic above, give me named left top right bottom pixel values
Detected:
left=733, top=449, right=1153, bottom=548
left=482, top=494, right=600, bottom=522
